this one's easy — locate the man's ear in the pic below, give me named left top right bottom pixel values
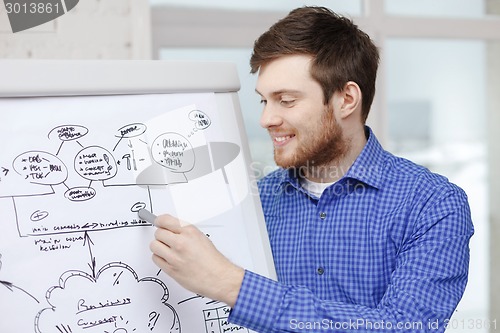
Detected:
left=338, top=81, right=362, bottom=119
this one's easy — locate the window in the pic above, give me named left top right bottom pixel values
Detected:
left=385, top=0, right=493, bottom=18
left=150, top=0, right=362, bottom=15
left=386, top=38, right=489, bottom=329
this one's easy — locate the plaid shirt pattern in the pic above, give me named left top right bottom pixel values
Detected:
left=229, top=127, right=474, bottom=333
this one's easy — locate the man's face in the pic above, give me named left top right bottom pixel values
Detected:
left=256, top=55, right=348, bottom=171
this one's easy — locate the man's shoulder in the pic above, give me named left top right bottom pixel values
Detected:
left=384, top=152, right=466, bottom=200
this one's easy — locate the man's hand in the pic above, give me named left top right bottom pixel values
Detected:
left=150, top=214, right=245, bottom=307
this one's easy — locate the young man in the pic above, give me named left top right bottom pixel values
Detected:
left=150, top=6, right=474, bottom=332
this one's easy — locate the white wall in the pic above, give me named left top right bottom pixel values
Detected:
left=0, top=0, right=151, bottom=59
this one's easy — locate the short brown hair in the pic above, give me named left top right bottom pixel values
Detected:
left=250, top=6, right=379, bottom=122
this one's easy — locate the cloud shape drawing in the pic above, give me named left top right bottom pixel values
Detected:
left=35, top=262, right=180, bottom=333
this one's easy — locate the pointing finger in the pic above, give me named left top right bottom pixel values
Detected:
left=154, top=214, right=182, bottom=233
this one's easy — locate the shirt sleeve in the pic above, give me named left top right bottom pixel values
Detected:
left=229, top=187, right=474, bottom=333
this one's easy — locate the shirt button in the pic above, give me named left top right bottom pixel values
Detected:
left=319, top=212, right=327, bottom=219
left=317, top=267, right=325, bottom=275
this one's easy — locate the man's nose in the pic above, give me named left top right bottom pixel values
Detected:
left=259, top=104, right=283, bottom=129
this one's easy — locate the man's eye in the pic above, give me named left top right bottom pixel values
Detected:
left=280, top=99, right=295, bottom=106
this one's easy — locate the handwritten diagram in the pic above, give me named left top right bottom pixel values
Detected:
left=2, top=105, right=242, bottom=238
left=204, top=305, right=249, bottom=333
left=0, top=93, right=257, bottom=333
left=35, top=261, right=181, bottom=333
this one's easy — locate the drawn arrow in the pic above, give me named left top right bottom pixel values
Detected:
left=0, top=280, right=40, bottom=303
left=1, top=167, right=8, bottom=176
left=83, top=232, right=97, bottom=279
left=0, top=280, right=13, bottom=290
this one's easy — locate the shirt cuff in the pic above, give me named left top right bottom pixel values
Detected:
left=229, top=270, right=288, bottom=332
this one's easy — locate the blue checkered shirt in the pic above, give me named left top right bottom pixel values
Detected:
left=229, top=127, right=473, bottom=332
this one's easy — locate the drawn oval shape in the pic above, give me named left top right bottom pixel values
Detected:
left=151, top=133, right=195, bottom=173
left=64, top=187, right=96, bottom=202
left=115, top=123, right=147, bottom=138
left=131, top=202, right=147, bottom=212
left=30, top=210, right=49, bottom=222
left=188, top=110, right=211, bottom=130
left=74, top=146, right=117, bottom=181
left=48, top=125, right=89, bottom=141
left=13, top=151, right=68, bottom=185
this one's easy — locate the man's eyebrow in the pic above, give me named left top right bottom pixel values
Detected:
left=255, top=89, right=303, bottom=97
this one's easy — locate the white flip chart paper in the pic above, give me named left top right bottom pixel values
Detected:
left=0, top=67, right=275, bottom=333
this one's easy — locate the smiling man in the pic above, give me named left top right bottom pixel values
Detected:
left=150, top=6, right=474, bottom=332
left=255, top=54, right=364, bottom=184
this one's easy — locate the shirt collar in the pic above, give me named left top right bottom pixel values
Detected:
left=277, top=126, right=386, bottom=190
left=343, top=126, right=385, bottom=189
